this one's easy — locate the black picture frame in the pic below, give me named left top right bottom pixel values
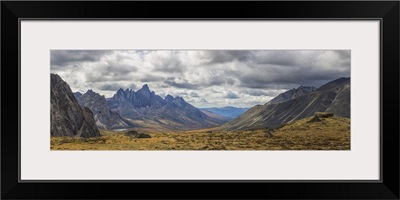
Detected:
left=2, top=1, right=399, bottom=199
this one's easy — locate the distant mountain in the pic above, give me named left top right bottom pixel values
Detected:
left=50, top=74, right=100, bottom=137
left=73, top=92, right=83, bottom=100
left=266, top=86, right=317, bottom=105
left=75, top=90, right=134, bottom=130
left=200, top=106, right=249, bottom=119
left=107, top=85, right=167, bottom=119
left=107, top=85, right=228, bottom=130
left=220, top=77, right=350, bottom=130
left=200, top=110, right=231, bottom=121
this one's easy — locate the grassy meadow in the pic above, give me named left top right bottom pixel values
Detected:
left=51, top=115, right=350, bottom=150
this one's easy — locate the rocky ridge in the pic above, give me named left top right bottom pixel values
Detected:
left=50, top=74, right=100, bottom=137
left=75, top=89, right=134, bottom=130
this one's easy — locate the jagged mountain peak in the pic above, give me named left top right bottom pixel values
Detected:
left=85, top=89, right=97, bottom=95
left=266, top=85, right=317, bottom=105
left=76, top=88, right=134, bottom=130
left=165, top=94, right=174, bottom=102
left=73, top=91, right=83, bottom=100
left=107, top=84, right=228, bottom=130
left=139, top=84, right=150, bottom=92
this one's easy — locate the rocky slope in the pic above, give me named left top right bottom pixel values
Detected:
left=75, top=90, right=134, bottom=130
left=199, top=106, right=249, bottom=119
left=266, top=86, right=317, bottom=105
left=107, top=85, right=228, bottom=130
left=200, top=110, right=231, bottom=121
left=220, top=77, right=350, bottom=130
left=50, top=74, right=100, bottom=137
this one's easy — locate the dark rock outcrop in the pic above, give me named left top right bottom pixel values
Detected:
left=221, top=77, right=350, bottom=130
left=307, top=112, right=334, bottom=123
left=315, top=112, right=334, bottom=118
left=307, top=115, right=322, bottom=123
left=107, top=85, right=228, bottom=130
left=76, top=89, right=134, bottom=130
left=80, top=107, right=102, bottom=137
left=51, top=74, right=100, bottom=137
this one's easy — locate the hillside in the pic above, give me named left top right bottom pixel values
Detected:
left=220, top=77, right=350, bottom=130
left=266, top=86, right=317, bottom=105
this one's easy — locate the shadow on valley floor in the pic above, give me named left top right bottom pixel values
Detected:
left=51, top=115, right=350, bottom=150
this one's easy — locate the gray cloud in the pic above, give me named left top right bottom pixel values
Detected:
left=164, top=77, right=202, bottom=90
left=199, top=98, right=208, bottom=103
left=139, top=74, right=164, bottom=82
left=190, top=92, right=200, bottom=97
left=241, top=89, right=284, bottom=97
left=201, top=50, right=253, bottom=64
left=85, top=71, right=135, bottom=83
left=51, top=50, right=350, bottom=108
left=251, top=51, right=309, bottom=66
left=225, top=92, right=240, bottom=99
left=98, top=84, right=123, bottom=91
left=150, top=52, right=185, bottom=73
left=175, top=91, right=188, bottom=96
left=51, top=50, right=111, bottom=67
left=98, top=83, right=136, bottom=91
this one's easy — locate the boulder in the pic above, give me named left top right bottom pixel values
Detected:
left=315, top=112, right=334, bottom=118
left=307, top=115, right=322, bottom=123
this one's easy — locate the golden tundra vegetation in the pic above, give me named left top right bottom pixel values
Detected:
left=51, top=113, right=350, bottom=150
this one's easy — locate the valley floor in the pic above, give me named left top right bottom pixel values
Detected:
left=51, top=116, right=350, bottom=150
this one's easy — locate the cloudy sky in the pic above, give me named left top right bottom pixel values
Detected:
left=50, top=50, right=350, bottom=108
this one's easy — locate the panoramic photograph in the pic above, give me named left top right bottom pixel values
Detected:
left=50, top=50, right=350, bottom=150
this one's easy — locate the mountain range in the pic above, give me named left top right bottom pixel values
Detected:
left=74, top=90, right=134, bottom=130
left=107, top=85, right=229, bottom=130
left=199, top=106, right=249, bottom=119
left=220, top=77, right=350, bottom=130
left=52, top=77, right=229, bottom=132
